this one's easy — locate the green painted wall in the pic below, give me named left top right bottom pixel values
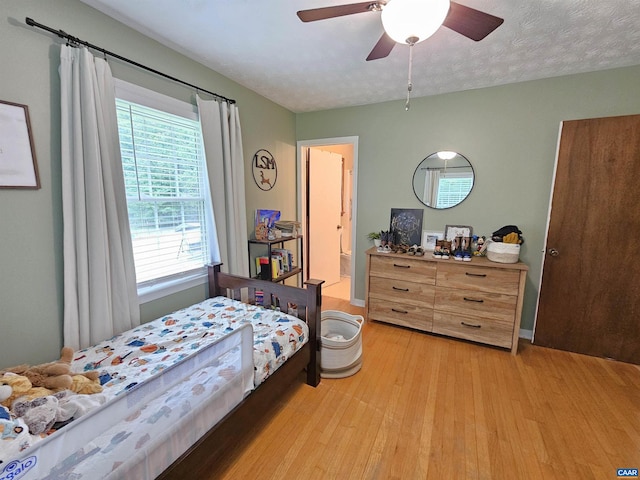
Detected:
left=296, top=65, right=640, bottom=333
left=2, top=0, right=639, bottom=367
left=0, top=0, right=297, bottom=366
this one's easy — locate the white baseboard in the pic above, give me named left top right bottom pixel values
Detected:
left=352, top=298, right=365, bottom=308
left=519, top=328, right=533, bottom=340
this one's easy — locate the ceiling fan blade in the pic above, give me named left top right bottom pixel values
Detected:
left=297, top=2, right=382, bottom=23
left=443, top=2, right=504, bottom=41
left=366, top=32, right=396, bottom=61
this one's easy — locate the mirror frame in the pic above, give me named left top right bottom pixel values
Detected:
left=412, top=151, right=475, bottom=209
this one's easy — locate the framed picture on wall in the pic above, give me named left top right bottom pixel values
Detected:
left=390, top=208, right=423, bottom=246
left=0, top=100, right=40, bottom=189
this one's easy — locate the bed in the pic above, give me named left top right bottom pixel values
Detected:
left=0, top=263, right=323, bottom=479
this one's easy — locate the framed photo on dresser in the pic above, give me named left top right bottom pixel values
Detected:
left=422, top=231, right=443, bottom=251
left=444, top=225, right=473, bottom=241
left=390, top=208, right=423, bottom=246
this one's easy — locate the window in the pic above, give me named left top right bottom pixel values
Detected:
left=115, top=82, right=212, bottom=291
left=436, top=172, right=474, bottom=209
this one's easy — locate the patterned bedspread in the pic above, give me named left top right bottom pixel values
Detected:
left=72, top=295, right=309, bottom=390
left=0, top=296, right=309, bottom=479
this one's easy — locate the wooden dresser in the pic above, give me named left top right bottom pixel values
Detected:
left=365, top=247, right=528, bottom=354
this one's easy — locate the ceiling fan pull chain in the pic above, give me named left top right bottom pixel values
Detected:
left=405, top=42, right=414, bottom=111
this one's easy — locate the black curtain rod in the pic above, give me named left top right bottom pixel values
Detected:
left=25, top=17, right=236, bottom=105
left=421, top=165, right=470, bottom=170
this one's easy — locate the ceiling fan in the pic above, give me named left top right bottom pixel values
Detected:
left=297, top=0, right=504, bottom=61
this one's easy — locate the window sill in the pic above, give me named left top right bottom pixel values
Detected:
left=138, top=271, right=208, bottom=304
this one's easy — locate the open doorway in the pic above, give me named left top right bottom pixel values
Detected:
left=297, top=137, right=358, bottom=303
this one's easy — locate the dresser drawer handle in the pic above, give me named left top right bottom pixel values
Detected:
left=465, top=272, right=487, bottom=277
left=392, top=286, right=409, bottom=292
left=393, top=263, right=411, bottom=269
left=463, top=297, right=484, bottom=303
left=391, top=308, right=408, bottom=314
left=461, top=321, right=482, bottom=329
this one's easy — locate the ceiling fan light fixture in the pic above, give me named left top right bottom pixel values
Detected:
left=381, top=0, right=450, bottom=45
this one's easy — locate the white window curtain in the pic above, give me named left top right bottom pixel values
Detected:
left=424, top=169, right=440, bottom=207
left=196, top=95, right=249, bottom=276
left=59, top=45, right=140, bottom=349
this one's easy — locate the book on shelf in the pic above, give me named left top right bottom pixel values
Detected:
left=255, top=256, right=270, bottom=280
left=255, top=255, right=284, bottom=279
left=253, top=245, right=296, bottom=281
left=271, top=257, right=281, bottom=279
left=271, top=248, right=294, bottom=272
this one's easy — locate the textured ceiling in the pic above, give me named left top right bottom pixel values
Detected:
left=79, top=0, right=640, bottom=113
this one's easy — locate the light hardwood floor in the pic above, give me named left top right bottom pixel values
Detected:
left=203, top=296, right=640, bottom=479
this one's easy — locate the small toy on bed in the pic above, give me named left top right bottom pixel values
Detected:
left=1, top=378, right=30, bottom=454
left=0, top=380, right=11, bottom=410
left=0, top=414, right=32, bottom=464
left=1, top=347, right=101, bottom=391
left=4, top=386, right=107, bottom=437
left=71, top=374, right=103, bottom=394
left=0, top=385, right=10, bottom=421
left=12, top=395, right=60, bottom=435
left=0, top=373, right=53, bottom=408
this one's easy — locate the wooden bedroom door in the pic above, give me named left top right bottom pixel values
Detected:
left=533, top=114, right=640, bottom=364
left=308, top=148, right=342, bottom=287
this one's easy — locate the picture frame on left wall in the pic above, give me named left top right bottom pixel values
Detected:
left=0, top=100, right=40, bottom=189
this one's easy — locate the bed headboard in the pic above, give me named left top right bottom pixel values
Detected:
left=207, top=263, right=324, bottom=386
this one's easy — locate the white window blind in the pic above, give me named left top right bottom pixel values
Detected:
left=436, top=172, right=474, bottom=209
left=116, top=98, right=211, bottom=286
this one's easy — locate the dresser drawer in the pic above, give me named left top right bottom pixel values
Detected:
left=436, top=263, right=520, bottom=295
left=368, top=298, right=433, bottom=332
left=434, top=287, right=517, bottom=322
left=432, top=311, right=514, bottom=349
left=369, top=255, right=436, bottom=285
left=369, top=276, right=435, bottom=308
left=366, top=247, right=527, bottom=354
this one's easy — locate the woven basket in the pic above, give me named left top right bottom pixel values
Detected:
left=486, top=241, right=520, bottom=263
left=320, top=310, right=363, bottom=378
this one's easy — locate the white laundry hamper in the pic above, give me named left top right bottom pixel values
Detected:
left=320, top=310, right=364, bottom=378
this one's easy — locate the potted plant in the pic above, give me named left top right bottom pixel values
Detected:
left=367, top=231, right=382, bottom=247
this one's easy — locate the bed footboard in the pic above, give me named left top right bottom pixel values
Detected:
left=157, top=265, right=324, bottom=478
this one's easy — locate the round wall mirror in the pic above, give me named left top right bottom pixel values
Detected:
left=412, top=151, right=475, bottom=209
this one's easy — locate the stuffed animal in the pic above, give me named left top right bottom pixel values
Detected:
left=10, top=390, right=106, bottom=436
left=70, top=374, right=103, bottom=395
left=0, top=373, right=53, bottom=408
left=0, top=379, right=11, bottom=407
left=0, top=415, right=31, bottom=462
left=1, top=347, right=100, bottom=391
left=12, top=395, right=60, bottom=435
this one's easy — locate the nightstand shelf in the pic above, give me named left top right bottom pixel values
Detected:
left=248, top=236, right=303, bottom=283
